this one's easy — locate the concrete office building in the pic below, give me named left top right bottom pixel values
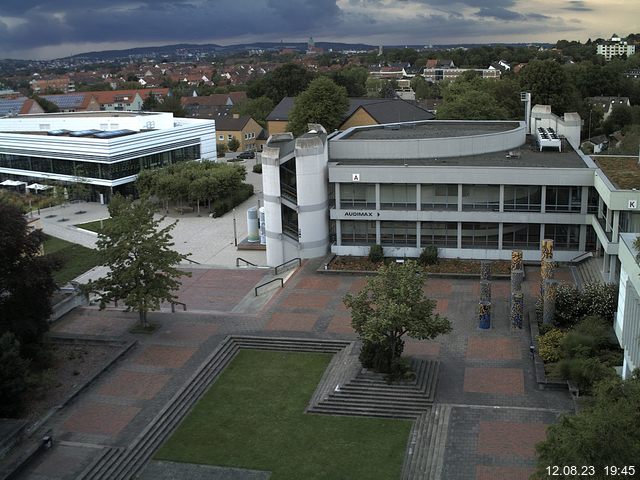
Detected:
left=0, top=111, right=216, bottom=201
left=261, top=106, right=640, bottom=282
left=615, top=233, right=640, bottom=379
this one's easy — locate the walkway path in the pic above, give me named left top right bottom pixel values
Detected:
left=13, top=261, right=575, bottom=480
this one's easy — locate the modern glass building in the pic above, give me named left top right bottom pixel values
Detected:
left=0, top=111, right=216, bottom=201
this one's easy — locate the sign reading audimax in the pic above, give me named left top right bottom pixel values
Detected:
left=343, top=211, right=381, bottom=217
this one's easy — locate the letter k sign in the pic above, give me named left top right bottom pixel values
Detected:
left=629, top=200, right=637, bottom=209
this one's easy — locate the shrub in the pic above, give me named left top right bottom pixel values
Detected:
left=560, top=316, right=613, bottom=359
left=253, top=163, right=262, bottom=174
left=579, top=282, right=618, bottom=323
left=537, top=328, right=567, bottom=363
left=557, top=356, right=614, bottom=393
left=359, top=338, right=406, bottom=376
left=368, top=244, right=384, bottom=263
left=418, top=245, right=439, bottom=266
left=0, top=332, right=31, bottom=418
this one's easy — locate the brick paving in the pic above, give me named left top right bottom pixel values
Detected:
left=62, top=402, right=141, bottom=437
left=97, top=371, right=171, bottom=400
left=19, top=260, right=577, bottom=480
left=463, top=367, right=525, bottom=395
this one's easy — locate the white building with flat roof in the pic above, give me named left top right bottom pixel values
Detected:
left=0, top=111, right=216, bottom=200
left=597, top=34, right=636, bottom=61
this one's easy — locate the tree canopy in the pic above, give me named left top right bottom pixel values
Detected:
left=343, top=260, right=452, bottom=373
left=86, top=195, right=190, bottom=327
left=533, top=373, right=640, bottom=478
left=519, top=59, right=581, bottom=114
left=437, top=74, right=510, bottom=120
left=232, top=96, right=274, bottom=127
left=247, top=63, right=315, bottom=104
left=287, top=76, right=349, bottom=136
left=0, top=202, right=56, bottom=360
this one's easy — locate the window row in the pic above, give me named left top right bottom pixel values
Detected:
left=340, top=221, right=581, bottom=250
left=337, top=183, right=592, bottom=213
left=0, top=146, right=200, bottom=180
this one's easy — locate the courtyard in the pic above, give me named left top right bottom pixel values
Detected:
left=12, top=259, right=575, bottom=480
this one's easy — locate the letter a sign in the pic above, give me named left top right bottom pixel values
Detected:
left=352, top=173, right=360, bottom=182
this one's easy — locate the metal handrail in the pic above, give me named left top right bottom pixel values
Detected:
left=274, top=257, right=301, bottom=275
left=183, top=257, right=201, bottom=265
left=170, top=301, right=187, bottom=313
left=255, top=278, right=283, bottom=296
left=570, top=251, right=593, bottom=263
left=236, top=257, right=258, bottom=267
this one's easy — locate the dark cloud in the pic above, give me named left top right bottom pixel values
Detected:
left=476, top=6, right=524, bottom=20
left=564, top=0, right=592, bottom=11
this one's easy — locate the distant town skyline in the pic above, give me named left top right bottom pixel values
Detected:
left=0, top=0, right=638, bottom=61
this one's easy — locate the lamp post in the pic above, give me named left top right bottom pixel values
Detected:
left=232, top=208, right=238, bottom=247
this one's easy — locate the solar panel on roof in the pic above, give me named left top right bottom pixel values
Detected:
left=43, top=94, right=85, bottom=109
left=0, top=99, right=26, bottom=115
left=47, top=129, right=69, bottom=136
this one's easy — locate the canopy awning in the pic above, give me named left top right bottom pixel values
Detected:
left=26, top=183, right=52, bottom=191
left=0, top=180, right=27, bottom=186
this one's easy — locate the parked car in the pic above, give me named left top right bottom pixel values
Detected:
left=237, top=151, right=255, bottom=159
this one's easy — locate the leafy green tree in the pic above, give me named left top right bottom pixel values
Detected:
left=86, top=195, right=190, bottom=327
left=437, top=75, right=508, bottom=120
left=142, top=93, right=160, bottom=111
left=378, top=79, right=398, bottom=99
left=410, top=76, right=441, bottom=100
left=519, top=59, right=580, bottom=114
left=0, top=332, right=31, bottom=418
left=31, top=95, right=59, bottom=113
left=247, top=63, right=315, bottom=104
left=157, top=95, right=186, bottom=117
left=0, top=202, right=56, bottom=361
left=533, top=373, right=640, bottom=479
left=602, top=105, right=634, bottom=134
left=217, top=142, right=228, bottom=157
left=331, top=66, right=369, bottom=97
left=227, top=137, right=240, bottom=152
left=232, top=96, right=274, bottom=127
left=287, top=77, right=349, bottom=136
left=343, top=260, right=452, bottom=374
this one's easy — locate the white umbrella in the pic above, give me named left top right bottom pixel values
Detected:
left=0, top=179, right=26, bottom=187
left=26, top=183, right=52, bottom=191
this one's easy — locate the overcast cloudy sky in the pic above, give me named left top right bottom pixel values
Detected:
left=0, top=0, right=638, bottom=60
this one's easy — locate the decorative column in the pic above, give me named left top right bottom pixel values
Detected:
left=480, top=261, right=492, bottom=281
left=511, top=292, right=524, bottom=329
left=542, top=279, right=558, bottom=324
left=478, top=301, right=491, bottom=329
left=511, top=250, right=523, bottom=271
left=480, top=281, right=491, bottom=303
left=540, top=239, right=554, bottom=296
left=511, top=269, right=524, bottom=295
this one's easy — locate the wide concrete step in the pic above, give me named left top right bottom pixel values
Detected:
left=309, top=404, right=421, bottom=419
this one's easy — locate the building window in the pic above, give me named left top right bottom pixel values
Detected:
left=544, top=224, right=580, bottom=250
left=587, top=187, right=599, bottom=214
left=502, top=223, right=540, bottom=249
left=421, top=184, right=458, bottom=210
left=461, top=185, right=500, bottom=211
left=545, top=186, right=582, bottom=212
left=339, top=183, right=376, bottom=209
left=282, top=204, right=298, bottom=240
left=228, top=134, right=233, bottom=141
left=503, top=186, right=542, bottom=212
left=341, top=220, right=376, bottom=245
left=461, top=223, right=499, bottom=249
left=380, top=184, right=416, bottom=210
left=381, top=221, right=417, bottom=246
left=219, top=135, right=224, bottom=141
left=420, top=222, right=457, bottom=247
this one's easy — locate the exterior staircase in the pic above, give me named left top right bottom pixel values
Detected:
left=575, top=256, right=605, bottom=286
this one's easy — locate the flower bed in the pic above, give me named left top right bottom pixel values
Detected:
left=329, top=256, right=511, bottom=275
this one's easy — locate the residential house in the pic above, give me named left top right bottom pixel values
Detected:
left=216, top=115, right=263, bottom=152
left=41, top=93, right=101, bottom=112
left=30, top=76, right=75, bottom=94
left=597, top=34, right=636, bottom=61
left=266, top=97, right=435, bottom=136
left=580, top=134, right=609, bottom=154
left=586, top=96, right=631, bottom=120
left=0, top=97, right=44, bottom=116
left=85, top=89, right=170, bottom=111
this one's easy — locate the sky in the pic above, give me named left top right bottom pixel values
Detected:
left=0, top=0, right=638, bottom=60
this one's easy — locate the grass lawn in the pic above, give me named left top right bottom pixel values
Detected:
left=75, top=218, right=111, bottom=233
left=43, top=235, right=102, bottom=286
left=155, top=350, right=412, bottom=480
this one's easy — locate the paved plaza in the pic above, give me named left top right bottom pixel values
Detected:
left=14, top=258, right=575, bottom=480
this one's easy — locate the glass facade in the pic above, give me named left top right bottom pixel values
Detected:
left=503, top=186, right=542, bottom=212
left=461, top=223, right=499, bottom=249
left=279, top=160, right=297, bottom=202
left=340, top=220, right=376, bottom=245
left=420, top=222, right=458, bottom=247
left=281, top=204, right=298, bottom=239
left=380, top=184, right=416, bottom=210
left=545, top=186, right=582, bottom=212
left=461, top=185, right=500, bottom=211
left=544, top=224, right=580, bottom=250
left=421, top=184, right=458, bottom=210
left=340, top=183, right=376, bottom=209
left=380, top=221, right=417, bottom=246
left=502, top=223, right=541, bottom=249
left=0, top=145, right=200, bottom=181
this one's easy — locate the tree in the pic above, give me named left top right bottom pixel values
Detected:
left=217, top=142, right=228, bottom=157
left=343, top=261, right=452, bottom=374
left=437, top=75, right=508, bottom=120
left=142, top=93, right=160, bottom=111
left=533, top=373, right=640, bottom=479
left=157, top=95, right=186, bottom=117
left=86, top=195, right=190, bottom=327
left=247, top=63, right=315, bottom=104
left=227, top=137, right=240, bottom=152
left=287, top=77, right=349, bottom=136
left=0, top=202, right=56, bottom=361
left=331, top=66, right=369, bottom=97
left=31, top=95, right=59, bottom=113
left=519, top=59, right=580, bottom=114
left=378, top=79, right=398, bottom=99
left=232, top=96, right=274, bottom=127
left=0, top=332, right=31, bottom=418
